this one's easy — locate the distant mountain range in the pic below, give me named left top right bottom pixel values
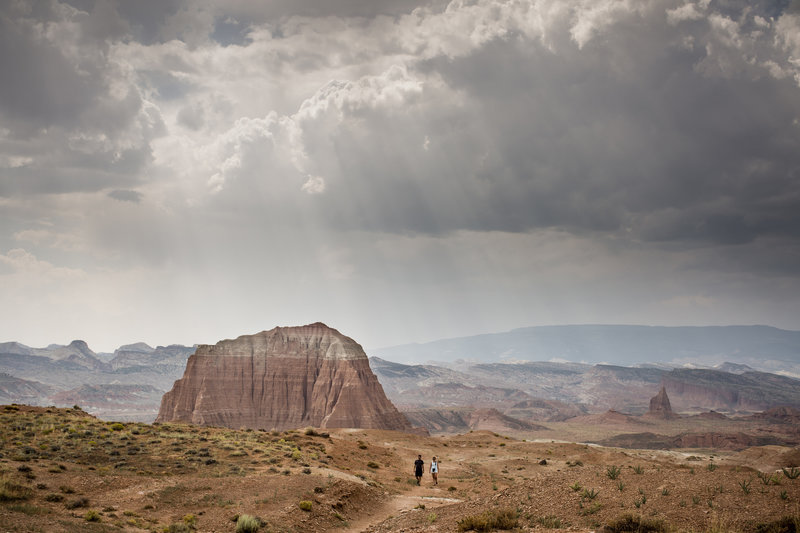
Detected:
left=370, top=325, right=800, bottom=376
left=0, top=340, right=194, bottom=420
left=2, top=324, right=799, bottom=426
left=369, top=357, right=800, bottom=416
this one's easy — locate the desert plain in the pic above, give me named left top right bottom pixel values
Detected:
left=1, top=404, right=799, bottom=533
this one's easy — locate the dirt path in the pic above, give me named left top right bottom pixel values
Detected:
left=342, top=485, right=461, bottom=533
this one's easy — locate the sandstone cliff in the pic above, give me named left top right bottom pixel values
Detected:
left=156, top=323, right=412, bottom=431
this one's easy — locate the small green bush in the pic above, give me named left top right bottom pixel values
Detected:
left=607, top=465, right=621, bottom=479
left=758, top=471, right=778, bottom=485
left=739, top=479, right=751, bottom=494
left=582, top=488, right=599, bottom=500
left=84, top=510, right=101, bottom=522
left=367, top=461, right=380, bottom=469
left=235, top=514, right=262, bottom=533
left=298, top=500, right=313, bottom=512
left=110, top=423, right=125, bottom=431
left=783, top=467, right=800, bottom=480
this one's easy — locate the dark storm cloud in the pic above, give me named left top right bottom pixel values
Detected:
left=109, top=0, right=182, bottom=44
left=108, top=189, right=143, bottom=203
left=0, top=2, right=163, bottom=197
left=275, top=2, right=800, bottom=250
left=0, top=10, right=101, bottom=132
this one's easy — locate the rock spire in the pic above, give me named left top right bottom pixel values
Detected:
left=646, top=385, right=679, bottom=419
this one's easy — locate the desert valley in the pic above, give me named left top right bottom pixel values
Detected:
left=1, top=323, right=800, bottom=532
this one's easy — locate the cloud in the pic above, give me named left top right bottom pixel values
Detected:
left=108, top=189, right=143, bottom=203
left=2, top=0, right=800, bottom=350
left=0, top=248, right=84, bottom=284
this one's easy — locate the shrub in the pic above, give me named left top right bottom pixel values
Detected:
left=632, top=465, right=644, bottom=475
left=84, top=510, right=101, bottom=522
left=759, top=471, right=778, bottom=485
left=298, top=500, right=313, bottom=511
left=304, top=427, right=319, bottom=436
left=367, top=461, right=380, bottom=469
left=740, top=479, right=752, bottom=494
left=603, top=514, right=667, bottom=533
left=164, top=524, right=191, bottom=533
left=7, top=503, right=48, bottom=515
left=65, top=497, right=89, bottom=509
left=458, top=508, right=518, bottom=531
left=581, top=488, right=599, bottom=500
left=570, top=482, right=582, bottom=492
left=0, top=479, right=32, bottom=501
left=783, top=467, right=800, bottom=480
left=537, top=515, right=562, bottom=528
left=110, top=423, right=125, bottom=431
left=753, top=516, right=800, bottom=533
left=235, top=514, right=262, bottom=533
left=45, top=493, right=64, bottom=502
left=607, top=465, right=622, bottom=479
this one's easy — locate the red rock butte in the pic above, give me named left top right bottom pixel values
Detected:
left=156, top=323, right=412, bottom=431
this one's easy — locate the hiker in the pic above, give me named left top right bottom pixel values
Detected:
left=414, top=454, right=424, bottom=485
left=430, top=456, right=439, bottom=485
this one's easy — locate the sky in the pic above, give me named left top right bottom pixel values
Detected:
left=1, top=0, right=800, bottom=353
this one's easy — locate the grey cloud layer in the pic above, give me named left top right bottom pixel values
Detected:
left=1, top=0, right=799, bottom=349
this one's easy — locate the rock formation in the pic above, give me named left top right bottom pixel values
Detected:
left=156, top=323, right=413, bottom=432
left=401, top=407, right=547, bottom=434
left=645, top=386, right=679, bottom=419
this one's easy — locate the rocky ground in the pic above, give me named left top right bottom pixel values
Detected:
left=1, top=405, right=799, bottom=532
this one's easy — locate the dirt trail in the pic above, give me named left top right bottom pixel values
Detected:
left=342, top=484, right=461, bottom=533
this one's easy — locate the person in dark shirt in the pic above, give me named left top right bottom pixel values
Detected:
left=414, top=454, right=424, bottom=485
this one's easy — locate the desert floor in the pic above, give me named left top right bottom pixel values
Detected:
left=1, top=405, right=799, bottom=532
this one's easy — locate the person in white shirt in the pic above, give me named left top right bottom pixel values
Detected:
left=430, top=456, right=439, bottom=485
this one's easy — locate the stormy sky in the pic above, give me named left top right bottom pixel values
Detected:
left=1, top=0, right=800, bottom=353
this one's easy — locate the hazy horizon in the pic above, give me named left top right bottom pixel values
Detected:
left=2, top=1, right=799, bottom=354
left=4, top=322, right=799, bottom=356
